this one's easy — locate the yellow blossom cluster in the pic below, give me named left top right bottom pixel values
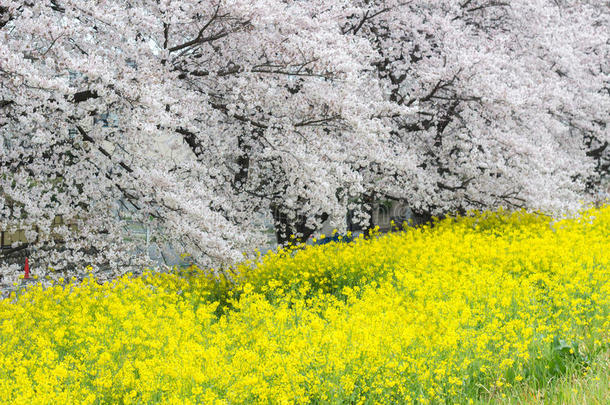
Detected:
left=0, top=206, right=608, bottom=404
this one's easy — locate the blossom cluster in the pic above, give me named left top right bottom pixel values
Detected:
left=0, top=206, right=608, bottom=403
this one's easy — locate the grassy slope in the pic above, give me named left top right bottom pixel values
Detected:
left=480, top=352, right=609, bottom=404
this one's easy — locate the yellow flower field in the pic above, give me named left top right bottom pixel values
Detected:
left=0, top=207, right=608, bottom=404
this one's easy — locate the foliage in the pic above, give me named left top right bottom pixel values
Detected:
left=0, top=206, right=608, bottom=404
left=480, top=351, right=609, bottom=404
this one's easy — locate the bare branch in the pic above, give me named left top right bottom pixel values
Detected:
left=168, top=5, right=232, bottom=53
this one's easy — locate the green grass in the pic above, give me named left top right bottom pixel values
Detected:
left=479, top=351, right=609, bottom=404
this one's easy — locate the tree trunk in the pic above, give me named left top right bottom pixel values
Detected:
left=361, top=193, right=376, bottom=236
left=270, top=202, right=328, bottom=245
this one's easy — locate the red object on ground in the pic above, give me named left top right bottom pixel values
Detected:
left=24, top=257, right=30, bottom=279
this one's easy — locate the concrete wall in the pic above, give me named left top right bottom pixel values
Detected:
left=0, top=216, right=74, bottom=248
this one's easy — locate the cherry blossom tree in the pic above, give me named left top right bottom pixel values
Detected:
left=0, top=0, right=608, bottom=281
left=343, top=0, right=609, bottom=224
left=0, top=0, right=393, bottom=279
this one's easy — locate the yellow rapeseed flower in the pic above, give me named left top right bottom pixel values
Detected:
left=0, top=206, right=607, bottom=403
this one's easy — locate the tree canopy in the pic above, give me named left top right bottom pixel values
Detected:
left=1, top=0, right=608, bottom=278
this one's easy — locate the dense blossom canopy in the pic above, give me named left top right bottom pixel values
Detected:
left=347, top=0, right=609, bottom=217
left=0, top=0, right=608, bottom=276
